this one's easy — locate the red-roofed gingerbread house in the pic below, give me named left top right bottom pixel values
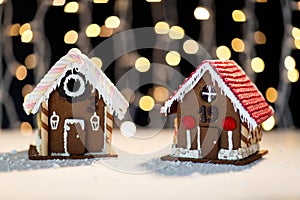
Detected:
left=160, top=60, right=273, bottom=164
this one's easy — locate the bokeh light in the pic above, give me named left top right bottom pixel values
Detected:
left=16, top=65, right=27, bottom=81
left=135, top=57, right=151, bottom=72
left=287, top=68, right=299, bottom=83
left=154, top=21, right=169, bottom=34
left=146, top=0, right=161, bottom=2
left=216, top=45, right=231, bottom=60
left=0, top=0, right=4, bottom=4
left=194, top=7, right=210, bottom=20
left=22, top=84, right=34, bottom=97
left=85, top=24, right=101, bottom=37
left=100, top=25, right=113, bottom=37
left=105, top=16, right=121, bottom=28
left=262, top=116, right=275, bottom=131
left=25, top=54, right=38, bottom=69
left=256, top=0, right=267, bottom=3
left=120, top=121, right=136, bottom=137
left=265, top=87, right=278, bottom=103
left=64, top=30, right=78, bottom=44
left=93, top=0, right=109, bottom=3
left=19, top=23, right=31, bottom=35
left=292, top=27, right=300, bottom=39
left=9, top=23, right=20, bottom=36
left=153, top=86, right=169, bottom=102
left=231, top=38, right=245, bottom=52
left=121, top=88, right=135, bottom=103
left=294, top=39, right=300, bottom=49
left=251, top=57, right=265, bottom=73
left=139, top=95, right=155, bottom=111
left=20, top=122, right=33, bottom=136
left=284, top=56, right=296, bottom=71
left=165, top=51, right=181, bottom=66
left=90, top=57, right=103, bottom=68
left=183, top=39, right=199, bottom=54
left=21, top=30, right=33, bottom=43
left=232, top=10, right=246, bottom=22
left=64, top=1, right=79, bottom=13
left=52, top=0, right=65, bottom=6
left=169, top=26, right=185, bottom=40
left=254, top=31, right=267, bottom=44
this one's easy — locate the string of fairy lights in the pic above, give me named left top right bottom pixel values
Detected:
left=0, top=0, right=299, bottom=135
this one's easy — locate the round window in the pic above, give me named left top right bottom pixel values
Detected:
left=63, top=74, right=85, bottom=98
left=201, top=85, right=217, bottom=103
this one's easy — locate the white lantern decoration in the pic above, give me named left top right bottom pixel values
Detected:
left=90, top=112, right=100, bottom=131
left=50, top=111, right=60, bottom=130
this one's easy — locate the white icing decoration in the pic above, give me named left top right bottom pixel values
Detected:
left=63, top=73, right=85, bottom=97
left=171, top=147, right=201, bottom=159
left=50, top=111, right=59, bottom=130
left=197, top=126, right=201, bottom=150
left=218, top=143, right=259, bottom=160
left=63, top=119, right=85, bottom=155
left=35, top=130, right=42, bottom=154
left=186, top=130, right=191, bottom=150
left=228, top=130, right=233, bottom=150
left=90, top=112, right=100, bottom=131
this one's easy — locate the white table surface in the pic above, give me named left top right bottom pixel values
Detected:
left=0, top=128, right=300, bottom=200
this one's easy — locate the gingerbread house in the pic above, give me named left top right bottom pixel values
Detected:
left=160, top=60, right=273, bottom=164
left=23, top=48, right=129, bottom=159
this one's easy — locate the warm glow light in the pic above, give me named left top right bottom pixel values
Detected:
left=90, top=57, right=103, bottom=68
left=85, top=24, right=101, bottom=37
left=292, top=27, right=300, bottom=40
left=139, top=96, right=155, bottom=111
left=25, top=54, right=37, bottom=69
left=265, top=87, right=278, bottom=103
left=216, top=46, right=231, bottom=60
left=0, top=0, right=4, bottom=4
left=154, top=21, right=169, bottom=34
left=121, top=88, right=135, bottom=103
left=100, top=25, right=113, bottom=37
left=52, top=0, right=65, bottom=6
left=251, top=57, right=265, bottom=73
left=20, top=122, right=33, bottom=136
left=262, top=116, right=275, bottom=131
left=146, top=0, right=161, bottom=2
left=231, top=38, right=245, bottom=52
left=9, top=23, right=20, bottom=36
left=135, top=57, right=151, bottom=72
left=256, top=0, right=267, bottom=2
left=16, top=65, right=27, bottom=81
left=232, top=10, right=246, bottom=22
left=287, top=68, right=299, bottom=83
left=165, top=51, right=181, bottom=66
left=22, top=84, right=33, bottom=97
left=254, top=31, right=266, bottom=44
left=294, top=39, right=300, bottom=49
left=93, top=0, right=109, bottom=3
left=194, top=7, right=210, bottom=20
left=21, top=30, right=33, bottom=43
left=64, top=1, right=79, bottom=13
left=64, top=30, right=78, bottom=44
left=298, top=2, right=300, bottom=10
left=284, top=56, right=296, bottom=71
left=19, top=23, right=31, bottom=35
left=183, top=39, right=199, bottom=54
left=120, top=121, right=136, bottom=137
left=169, top=26, right=185, bottom=40
left=153, top=86, right=169, bottom=102
left=105, top=16, right=121, bottom=28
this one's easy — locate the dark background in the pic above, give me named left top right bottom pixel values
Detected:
left=1, top=0, right=300, bottom=129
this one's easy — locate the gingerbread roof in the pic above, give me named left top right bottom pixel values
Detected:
left=160, top=60, right=274, bottom=131
left=23, top=48, right=129, bottom=120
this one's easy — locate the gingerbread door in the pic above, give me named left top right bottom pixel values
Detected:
left=64, top=119, right=86, bottom=155
left=199, top=127, right=220, bottom=159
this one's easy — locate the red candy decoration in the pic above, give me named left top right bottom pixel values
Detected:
left=222, top=117, right=236, bottom=131
left=182, top=115, right=196, bottom=130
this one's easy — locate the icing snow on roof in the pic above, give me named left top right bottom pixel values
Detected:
left=160, top=60, right=274, bottom=131
left=23, top=48, right=129, bottom=120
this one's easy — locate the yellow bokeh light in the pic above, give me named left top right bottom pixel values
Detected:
left=64, top=30, right=78, bottom=44
left=154, top=21, right=169, bottom=34
left=262, top=116, right=275, bottom=131
left=19, top=23, right=31, bottom=36
left=216, top=45, right=231, bottom=60
left=25, top=54, right=37, bottom=69
left=139, top=96, right=155, bottom=111
left=169, top=26, right=185, bottom=40
left=153, top=86, right=169, bottom=102
left=298, top=2, right=300, bottom=10
left=287, top=68, right=299, bottom=83
left=22, top=84, right=34, bottom=97
left=256, top=0, right=267, bottom=2
left=135, top=57, right=151, bottom=72
left=52, top=0, right=65, bottom=6
left=292, top=27, right=300, bottom=40
left=254, top=31, right=266, bottom=44
left=64, top=1, right=79, bottom=13
left=232, top=10, right=246, bottom=22
left=16, top=65, right=27, bottom=81
left=100, top=25, right=113, bottom=37
left=146, top=0, right=161, bottom=2
left=231, top=38, right=245, bottom=52
left=0, top=0, right=4, bottom=4
left=284, top=56, right=296, bottom=71
left=105, top=16, right=121, bottom=29
left=93, top=0, right=109, bottom=3
left=165, top=51, right=181, bottom=66
left=194, top=7, right=210, bottom=20
left=294, top=39, right=300, bottom=49
left=21, top=30, right=33, bottom=43
left=265, top=87, right=278, bottom=103
left=90, top=57, right=103, bottom=68
left=251, top=57, right=265, bottom=73
left=183, top=39, right=199, bottom=54
left=9, top=23, right=20, bottom=36
left=85, top=24, right=101, bottom=37
left=20, top=122, right=33, bottom=136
